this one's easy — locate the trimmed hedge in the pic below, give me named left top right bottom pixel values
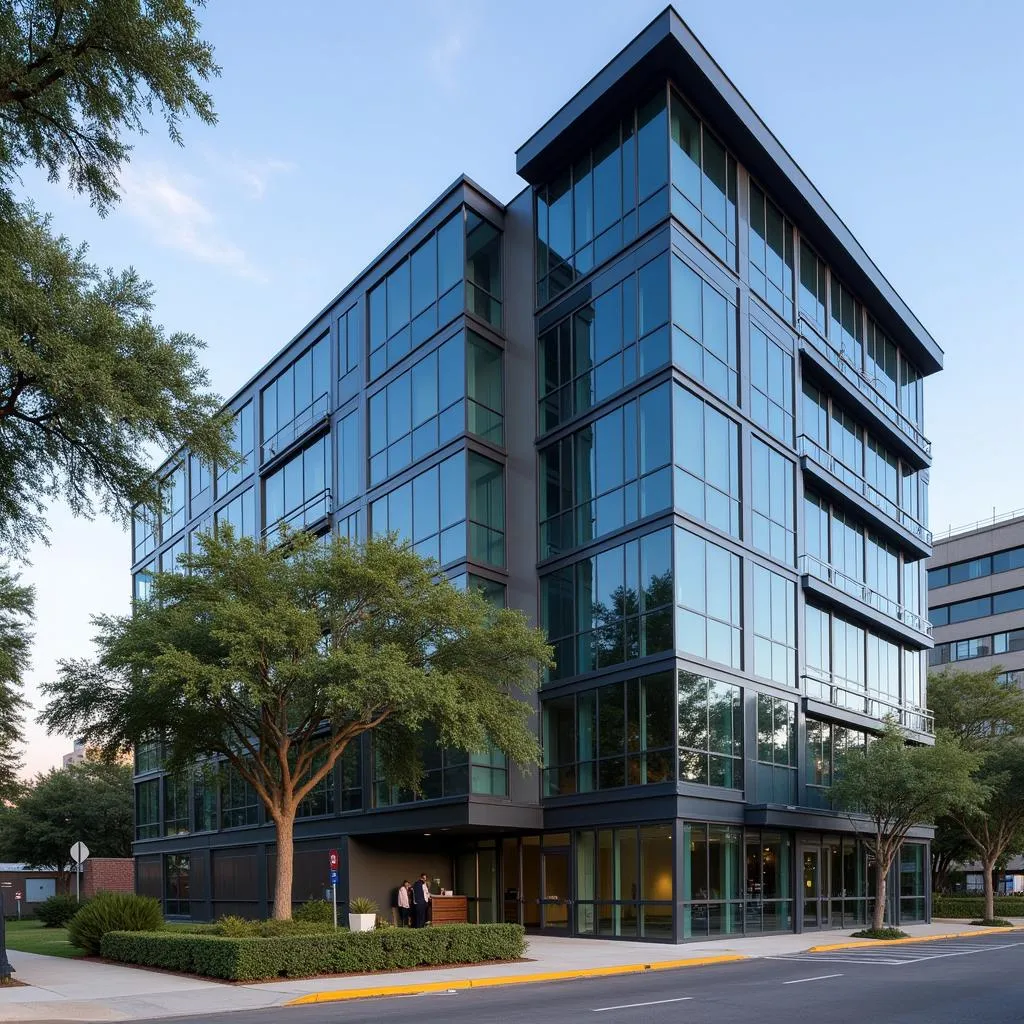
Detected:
left=101, top=923, right=527, bottom=981
left=934, top=896, right=1024, bottom=919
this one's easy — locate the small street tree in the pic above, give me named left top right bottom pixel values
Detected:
left=930, top=668, right=1024, bottom=922
left=0, top=759, right=132, bottom=894
left=41, top=530, right=552, bottom=919
left=830, top=721, right=981, bottom=933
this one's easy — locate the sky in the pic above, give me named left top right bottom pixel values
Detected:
left=16, top=0, right=1024, bottom=775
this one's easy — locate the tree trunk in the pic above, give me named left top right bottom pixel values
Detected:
left=272, top=812, right=295, bottom=920
left=982, top=857, right=997, bottom=923
left=872, top=860, right=888, bottom=932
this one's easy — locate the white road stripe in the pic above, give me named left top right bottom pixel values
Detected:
left=592, top=996, right=693, bottom=1012
left=782, top=973, right=844, bottom=985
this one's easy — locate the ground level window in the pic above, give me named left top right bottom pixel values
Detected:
left=165, top=853, right=190, bottom=915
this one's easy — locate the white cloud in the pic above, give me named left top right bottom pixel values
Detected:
left=118, top=163, right=262, bottom=279
left=206, top=153, right=296, bottom=201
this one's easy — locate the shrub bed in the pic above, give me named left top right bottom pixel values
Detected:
left=101, top=923, right=527, bottom=981
left=933, top=896, right=1024, bottom=919
left=35, top=895, right=86, bottom=928
left=69, top=893, right=163, bottom=955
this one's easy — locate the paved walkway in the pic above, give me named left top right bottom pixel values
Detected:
left=1, top=919, right=1021, bottom=1021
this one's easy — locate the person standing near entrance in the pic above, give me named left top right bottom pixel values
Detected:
left=397, top=879, right=412, bottom=927
left=412, top=873, right=431, bottom=927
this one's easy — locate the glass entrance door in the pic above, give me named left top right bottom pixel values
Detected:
left=541, top=849, right=571, bottom=932
left=802, top=847, right=821, bottom=929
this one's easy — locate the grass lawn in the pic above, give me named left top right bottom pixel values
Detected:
left=4, top=919, right=84, bottom=958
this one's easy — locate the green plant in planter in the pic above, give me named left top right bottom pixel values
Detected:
left=348, top=897, right=377, bottom=914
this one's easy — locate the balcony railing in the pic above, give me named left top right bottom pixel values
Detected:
left=261, top=393, right=331, bottom=463
left=798, top=320, right=932, bottom=457
left=803, top=671, right=935, bottom=735
left=799, top=553, right=932, bottom=637
left=263, top=489, right=332, bottom=547
left=797, top=435, right=933, bottom=545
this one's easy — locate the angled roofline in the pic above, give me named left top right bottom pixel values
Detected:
left=516, top=6, right=943, bottom=375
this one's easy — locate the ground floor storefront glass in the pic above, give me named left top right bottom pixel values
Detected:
left=491, top=825, right=928, bottom=941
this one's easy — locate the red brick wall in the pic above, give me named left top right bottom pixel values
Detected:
left=82, top=858, right=134, bottom=897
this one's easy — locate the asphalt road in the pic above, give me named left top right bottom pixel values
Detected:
left=141, top=933, right=1024, bottom=1024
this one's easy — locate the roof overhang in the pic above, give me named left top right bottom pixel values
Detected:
left=515, top=7, right=943, bottom=375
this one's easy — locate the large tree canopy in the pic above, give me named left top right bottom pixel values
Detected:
left=0, top=0, right=218, bottom=213
left=830, top=721, right=981, bottom=933
left=0, top=205, right=232, bottom=550
left=0, top=567, right=31, bottom=800
left=41, top=530, right=552, bottom=918
left=0, top=759, right=132, bottom=894
left=931, top=668, right=1024, bottom=922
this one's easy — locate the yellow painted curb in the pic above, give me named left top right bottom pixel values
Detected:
left=284, top=955, right=748, bottom=1005
left=808, top=924, right=1024, bottom=953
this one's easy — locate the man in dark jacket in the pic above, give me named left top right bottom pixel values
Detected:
left=412, top=873, right=431, bottom=928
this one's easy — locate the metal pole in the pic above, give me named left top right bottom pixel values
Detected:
left=332, top=883, right=337, bottom=930
left=76, top=862, right=80, bottom=903
left=0, top=889, right=13, bottom=983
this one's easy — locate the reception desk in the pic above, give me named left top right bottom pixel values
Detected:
left=430, top=895, right=468, bottom=924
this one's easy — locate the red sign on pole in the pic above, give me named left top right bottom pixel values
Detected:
left=328, top=849, right=339, bottom=871
left=14, top=893, right=21, bottom=901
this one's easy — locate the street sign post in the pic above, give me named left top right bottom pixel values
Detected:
left=0, top=890, right=13, bottom=982
left=328, top=849, right=339, bottom=928
left=13, top=892, right=20, bottom=921
left=70, top=841, right=90, bottom=903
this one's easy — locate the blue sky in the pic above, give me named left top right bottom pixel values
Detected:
left=18, top=0, right=1024, bottom=773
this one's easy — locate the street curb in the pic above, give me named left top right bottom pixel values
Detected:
left=808, top=925, right=1024, bottom=953
left=284, top=955, right=748, bottom=1005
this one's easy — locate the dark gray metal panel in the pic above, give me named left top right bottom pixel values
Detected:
left=514, top=8, right=942, bottom=376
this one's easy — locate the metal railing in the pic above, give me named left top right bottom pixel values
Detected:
left=932, top=507, right=1024, bottom=543
left=798, top=320, right=932, bottom=457
left=797, top=436, right=933, bottom=545
left=261, top=393, right=331, bottom=463
left=802, top=671, right=935, bottom=734
left=262, top=489, right=332, bottom=546
left=799, top=553, right=932, bottom=636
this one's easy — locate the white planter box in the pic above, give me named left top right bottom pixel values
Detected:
left=348, top=913, right=376, bottom=933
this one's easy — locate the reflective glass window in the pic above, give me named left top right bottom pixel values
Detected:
left=674, top=527, right=741, bottom=669
left=468, top=452, right=505, bottom=567
left=217, top=402, right=255, bottom=496
left=677, top=671, right=742, bottom=789
left=756, top=695, right=797, bottom=803
left=338, top=411, right=359, bottom=506
left=189, top=453, right=212, bottom=518
left=750, top=439, right=794, bottom=564
left=673, top=384, right=739, bottom=537
left=338, top=303, right=360, bottom=379
left=163, top=463, right=188, bottom=539
left=160, top=534, right=188, bottom=575
left=749, top=325, right=794, bottom=443
left=866, top=319, right=898, bottom=405
left=220, top=761, right=259, bottom=828
left=671, top=256, right=738, bottom=402
left=261, top=334, right=331, bottom=459
left=133, top=507, right=158, bottom=563
left=830, top=278, right=863, bottom=368
left=670, top=93, right=737, bottom=265
left=748, top=182, right=793, bottom=320
left=752, top=564, right=795, bottom=686
left=263, top=436, right=330, bottom=545
left=798, top=241, right=827, bottom=333
left=467, top=331, right=504, bottom=445
left=215, top=487, right=255, bottom=540
left=465, top=211, right=502, bottom=328
left=136, top=779, right=160, bottom=839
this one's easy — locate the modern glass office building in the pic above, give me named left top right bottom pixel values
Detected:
left=131, top=8, right=942, bottom=941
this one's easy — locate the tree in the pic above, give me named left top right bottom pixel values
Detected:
left=931, top=668, right=1024, bottom=922
left=0, top=759, right=132, bottom=894
left=0, top=0, right=218, bottom=214
left=0, top=204, right=233, bottom=551
left=0, top=567, right=30, bottom=800
left=931, top=815, right=975, bottom=895
left=41, top=531, right=552, bottom=919
left=830, top=721, right=982, bottom=933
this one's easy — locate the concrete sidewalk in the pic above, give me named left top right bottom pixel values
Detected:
left=1, top=919, right=1021, bottom=1021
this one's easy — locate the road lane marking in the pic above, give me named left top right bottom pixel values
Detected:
left=592, top=996, right=693, bottom=1012
left=782, top=973, right=844, bottom=985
